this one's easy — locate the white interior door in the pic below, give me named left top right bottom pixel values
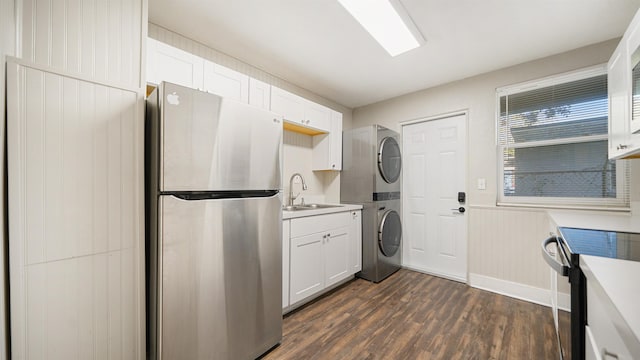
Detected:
left=402, top=114, right=467, bottom=282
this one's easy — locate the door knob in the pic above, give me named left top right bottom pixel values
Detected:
left=451, top=207, right=465, bottom=213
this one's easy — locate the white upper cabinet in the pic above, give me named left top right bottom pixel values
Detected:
left=203, top=60, right=249, bottom=102
left=271, top=87, right=306, bottom=125
left=608, top=8, right=640, bottom=159
left=147, top=38, right=204, bottom=90
left=312, top=110, right=343, bottom=171
left=249, top=78, right=271, bottom=110
left=304, top=101, right=331, bottom=132
left=271, top=86, right=330, bottom=133
left=628, top=13, right=640, bottom=135
left=608, top=42, right=630, bottom=159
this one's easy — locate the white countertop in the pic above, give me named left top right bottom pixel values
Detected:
left=548, top=211, right=640, bottom=355
left=282, top=203, right=363, bottom=220
left=580, top=255, right=640, bottom=356
left=548, top=211, right=640, bottom=233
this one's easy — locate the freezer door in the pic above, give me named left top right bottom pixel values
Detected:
left=159, top=82, right=282, bottom=191
left=157, top=194, right=282, bottom=360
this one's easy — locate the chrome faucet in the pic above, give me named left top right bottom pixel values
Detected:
left=288, top=173, right=308, bottom=206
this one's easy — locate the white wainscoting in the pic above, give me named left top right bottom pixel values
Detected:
left=18, top=0, right=144, bottom=88
left=467, top=205, right=570, bottom=309
left=7, top=61, right=144, bottom=359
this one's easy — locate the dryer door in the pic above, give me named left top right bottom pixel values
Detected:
left=378, top=210, right=402, bottom=257
left=377, top=137, right=402, bottom=184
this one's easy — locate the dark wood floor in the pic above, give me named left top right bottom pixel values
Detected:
left=264, top=269, right=562, bottom=360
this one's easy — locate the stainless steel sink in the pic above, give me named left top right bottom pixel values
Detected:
left=282, top=205, right=308, bottom=211
left=304, top=204, right=341, bottom=209
left=282, top=204, right=342, bottom=211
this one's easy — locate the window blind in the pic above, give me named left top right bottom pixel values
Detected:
left=497, top=69, right=629, bottom=208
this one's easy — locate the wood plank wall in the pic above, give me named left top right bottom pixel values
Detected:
left=7, top=0, right=147, bottom=358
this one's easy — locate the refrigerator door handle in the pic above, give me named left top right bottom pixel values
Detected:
left=166, top=190, right=280, bottom=200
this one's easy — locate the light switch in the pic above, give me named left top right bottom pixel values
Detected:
left=477, top=178, right=486, bottom=190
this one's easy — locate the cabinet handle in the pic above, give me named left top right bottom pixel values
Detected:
left=616, top=144, right=629, bottom=150
left=602, top=349, right=619, bottom=359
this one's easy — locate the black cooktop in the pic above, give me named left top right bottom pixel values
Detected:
left=558, top=227, right=640, bottom=261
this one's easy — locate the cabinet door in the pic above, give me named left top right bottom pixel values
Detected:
left=249, top=78, right=271, bottom=110
left=324, top=226, right=351, bottom=288
left=348, top=210, right=362, bottom=273
left=203, top=60, right=249, bottom=103
left=312, top=110, right=343, bottom=170
left=608, top=42, right=629, bottom=159
left=271, top=87, right=305, bottom=123
left=147, top=38, right=204, bottom=89
left=329, top=111, right=343, bottom=170
left=587, top=278, right=633, bottom=359
left=627, top=10, right=640, bottom=135
left=304, top=101, right=331, bottom=132
left=282, top=220, right=290, bottom=310
left=290, top=232, right=324, bottom=304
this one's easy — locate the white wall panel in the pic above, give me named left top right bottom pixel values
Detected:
left=7, top=62, right=143, bottom=360
left=468, top=207, right=550, bottom=289
left=19, top=0, right=144, bottom=88
left=1, top=1, right=17, bottom=356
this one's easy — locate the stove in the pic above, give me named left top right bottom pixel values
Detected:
left=542, top=227, right=640, bottom=360
left=558, top=227, right=640, bottom=261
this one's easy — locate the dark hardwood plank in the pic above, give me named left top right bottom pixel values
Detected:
left=264, top=269, right=559, bottom=360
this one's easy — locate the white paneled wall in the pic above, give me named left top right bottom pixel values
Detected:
left=0, top=0, right=16, bottom=358
left=7, top=62, right=143, bottom=359
left=468, top=206, right=550, bottom=289
left=19, top=0, right=144, bottom=88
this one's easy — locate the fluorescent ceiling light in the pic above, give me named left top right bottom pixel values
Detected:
left=337, top=0, right=424, bottom=57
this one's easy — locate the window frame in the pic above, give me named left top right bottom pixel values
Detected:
left=495, top=65, right=629, bottom=210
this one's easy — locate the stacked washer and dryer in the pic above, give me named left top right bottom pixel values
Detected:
left=341, top=125, right=402, bottom=283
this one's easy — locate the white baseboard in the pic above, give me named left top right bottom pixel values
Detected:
left=469, top=273, right=570, bottom=311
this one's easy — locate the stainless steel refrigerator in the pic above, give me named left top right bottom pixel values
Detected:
left=146, top=82, right=283, bottom=360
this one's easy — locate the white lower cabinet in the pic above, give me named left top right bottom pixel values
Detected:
left=323, top=226, right=350, bottom=288
left=282, top=219, right=290, bottom=310
left=286, top=210, right=361, bottom=308
left=586, top=277, right=633, bottom=359
left=290, top=232, right=326, bottom=304
left=349, top=210, right=362, bottom=273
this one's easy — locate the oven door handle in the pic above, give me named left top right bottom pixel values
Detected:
left=541, top=236, right=570, bottom=277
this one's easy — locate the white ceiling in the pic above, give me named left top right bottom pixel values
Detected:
left=150, top=0, right=640, bottom=109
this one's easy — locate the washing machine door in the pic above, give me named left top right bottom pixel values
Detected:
left=378, top=210, right=402, bottom=257
left=378, top=137, right=402, bottom=184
